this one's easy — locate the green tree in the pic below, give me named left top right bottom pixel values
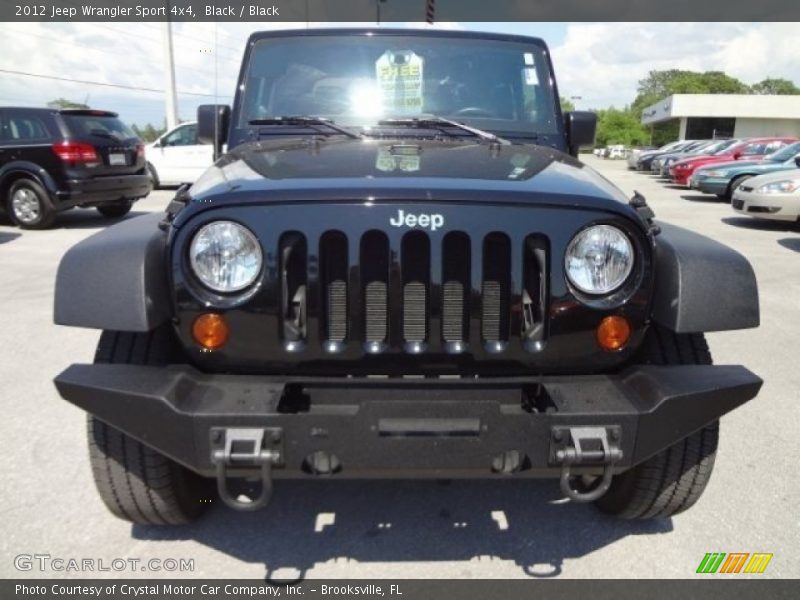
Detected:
left=135, top=123, right=165, bottom=142
left=595, top=107, right=650, bottom=147
left=750, top=78, right=800, bottom=95
left=560, top=96, right=575, bottom=112
left=47, top=97, right=89, bottom=109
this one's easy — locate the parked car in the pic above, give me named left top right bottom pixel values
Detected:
left=636, top=140, right=699, bottom=172
left=627, top=142, right=676, bottom=170
left=655, top=139, right=737, bottom=177
left=604, top=144, right=627, bottom=159
left=731, top=169, right=800, bottom=222
left=53, top=28, right=761, bottom=525
left=669, top=137, right=798, bottom=186
left=0, top=107, right=151, bottom=229
left=145, top=121, right=213, bottom=187
left=690, top=142, right=800, bottom=200
left=651, top=140, right=715, bottom=174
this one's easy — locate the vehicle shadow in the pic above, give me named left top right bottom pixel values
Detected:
left=721, top=216, right=798, bottom=232
left=0, top=231, right=21, bottom=244
left=55, top=210, right=150, bottom=230
left=777, top=238, right=800, bottom=252
left=132, top=479, right=672, bottom=579
left=680, top=194, right=720, bottom=203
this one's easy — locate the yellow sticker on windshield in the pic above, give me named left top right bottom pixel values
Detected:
left=376, top=50, right=424, bottom=115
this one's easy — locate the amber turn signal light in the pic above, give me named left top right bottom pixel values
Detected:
left=596, top=315, right=631, bottom=352
left=192, top=313, right=229, bottom=350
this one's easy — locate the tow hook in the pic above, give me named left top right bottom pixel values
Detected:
left=210, top=428, right=283, bottom=511
left=550, top=426, right=623, bottom=503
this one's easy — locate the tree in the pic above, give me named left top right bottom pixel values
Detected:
left=133, top=123, right=166, bottom=142
left=595, top=107, right=650, bottom=147
left=750, top=78, right=800, bottom=95
left=560, top=96, right=575, bottom=112
left=47, top=97, right=89, bottom=109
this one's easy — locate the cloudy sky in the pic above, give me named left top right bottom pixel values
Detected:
left=0, top=21, right=798, bottom=128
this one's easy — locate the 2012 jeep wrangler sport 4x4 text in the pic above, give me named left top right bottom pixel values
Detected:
left=54, top=29, right=762, bottom=524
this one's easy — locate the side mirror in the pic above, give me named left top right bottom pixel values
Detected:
left=732, top=150, right=743, bottom=160
left=795, top=155, right=800, bottom=167
left=197, top=104, right=231, bottom=160
left=564, top=111, right=597, bottom=157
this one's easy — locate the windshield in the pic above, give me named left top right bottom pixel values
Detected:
left=702, top=139, right=736, bottom=154
left=766, top=141, right=800, bottom=162
left=239, top=34, right=559, bottom=136
left=62, top=114, right=138, bottom=142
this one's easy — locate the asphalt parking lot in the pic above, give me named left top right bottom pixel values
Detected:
left=1, top=155, right=798, bottom=580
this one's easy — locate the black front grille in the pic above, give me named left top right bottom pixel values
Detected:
left=279, top=230, right=549, bottom=355
left=732, top=199, right=745, bottom=210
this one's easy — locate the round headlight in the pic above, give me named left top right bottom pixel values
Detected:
left=565, top=225, right=634, bottom=295
left=189, top=221, right=263, bottom=293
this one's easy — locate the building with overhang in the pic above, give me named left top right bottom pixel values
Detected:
left=640, top=94, right=800, bottom=139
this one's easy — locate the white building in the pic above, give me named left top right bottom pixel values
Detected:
left=640, top=94, right=800, bottom=139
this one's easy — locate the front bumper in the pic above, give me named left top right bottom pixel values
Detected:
left=732, top=189, right=800, bottom=222
left=55, top=363, right=761, bottom=479
left=695, top=177, right=729, bottom=195
left=54, top=173, right=152, bottom=210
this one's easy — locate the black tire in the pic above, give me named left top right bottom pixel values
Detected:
left=594, top=325, right=719, bottom=519
left=96, top=200, right=133, bottom=219
left=6, top=178, right=56, bottom=229
left=87, top=327, right=213, bottom=524
left=725, top=175, right=751, bottom=202
left=147, top=162, right=160, bottom=190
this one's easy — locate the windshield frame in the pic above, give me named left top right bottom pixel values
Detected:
left=229, top=28, right=567, bottom=150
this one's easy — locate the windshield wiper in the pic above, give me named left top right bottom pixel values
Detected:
left=89, top=129, right=121, bottom=141
left=247, top=116, right=362, bottom=139
left=373, top=116, right=511, bottom=145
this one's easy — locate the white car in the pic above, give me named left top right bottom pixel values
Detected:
left=731, top=168, right=800, bottom=223
left=145, top=121, right=213, bottom=187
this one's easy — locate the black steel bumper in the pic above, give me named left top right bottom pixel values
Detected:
left=53, top=173, right=152, bottom=209
left=54, top=363, right=761, bottom=479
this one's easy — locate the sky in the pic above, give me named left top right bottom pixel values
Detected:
left=0, top=21, right=798, bottom=129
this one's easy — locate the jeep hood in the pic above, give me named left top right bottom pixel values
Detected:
left=187, top=137, right=636, bottom=216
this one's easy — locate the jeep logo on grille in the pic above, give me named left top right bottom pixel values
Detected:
left=389, top=210, right=444, bottom=231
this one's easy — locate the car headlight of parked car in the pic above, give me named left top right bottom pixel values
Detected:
left=189, top=221, right=263, bottom=292
left=702, top=169, right=729, bottom=178
left=756, top=179, right=800, bottom=194
left=565, top=225, right=634, bottom=295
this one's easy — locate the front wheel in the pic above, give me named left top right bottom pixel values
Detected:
left=96, top=200, right=133, bottom=219
left=87, top=328, right=213, bottom=524
left=725, top=175, right=751, bottom=202
left=594, top=325, right=719, bottom=519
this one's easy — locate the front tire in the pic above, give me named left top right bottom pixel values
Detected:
left=87, top=328, right=213, bottom=524
left=726, top=175, right=751, bottom=202
left=147, top=162, right=160, bottom=190
left=96, top=200, right=133, bottom=219
left=6, top=178, right=55, bottom=229
left=594, top=325, right=719, bottom=519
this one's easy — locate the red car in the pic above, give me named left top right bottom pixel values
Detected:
left=669, top=137, right=798, bottom=185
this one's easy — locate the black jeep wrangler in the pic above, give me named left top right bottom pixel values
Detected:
left=54, top=30, right=761, bottom=524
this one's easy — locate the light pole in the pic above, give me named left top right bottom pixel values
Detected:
left=570, top=95, right=582, bottom=110
left=162, top=19, right=179, bottom=131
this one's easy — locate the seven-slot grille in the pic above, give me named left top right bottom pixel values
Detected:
left=279, top=230, right=549, bottom=355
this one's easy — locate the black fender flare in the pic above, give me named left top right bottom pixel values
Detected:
left=54, top=213, right=172, bottom=331
left=651, top=222, right=759, bottom=333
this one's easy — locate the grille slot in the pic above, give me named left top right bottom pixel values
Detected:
left=320, top=232, right=348, bottom=345
left=401, top=231, right=430, bottom=346
left=361, top=231, right=390, bottom=347
left=442, top=232, right=470, bottom=345
left=481, top=233, right=511, bottom=344
left=279, top=232, right=307, bottom=345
